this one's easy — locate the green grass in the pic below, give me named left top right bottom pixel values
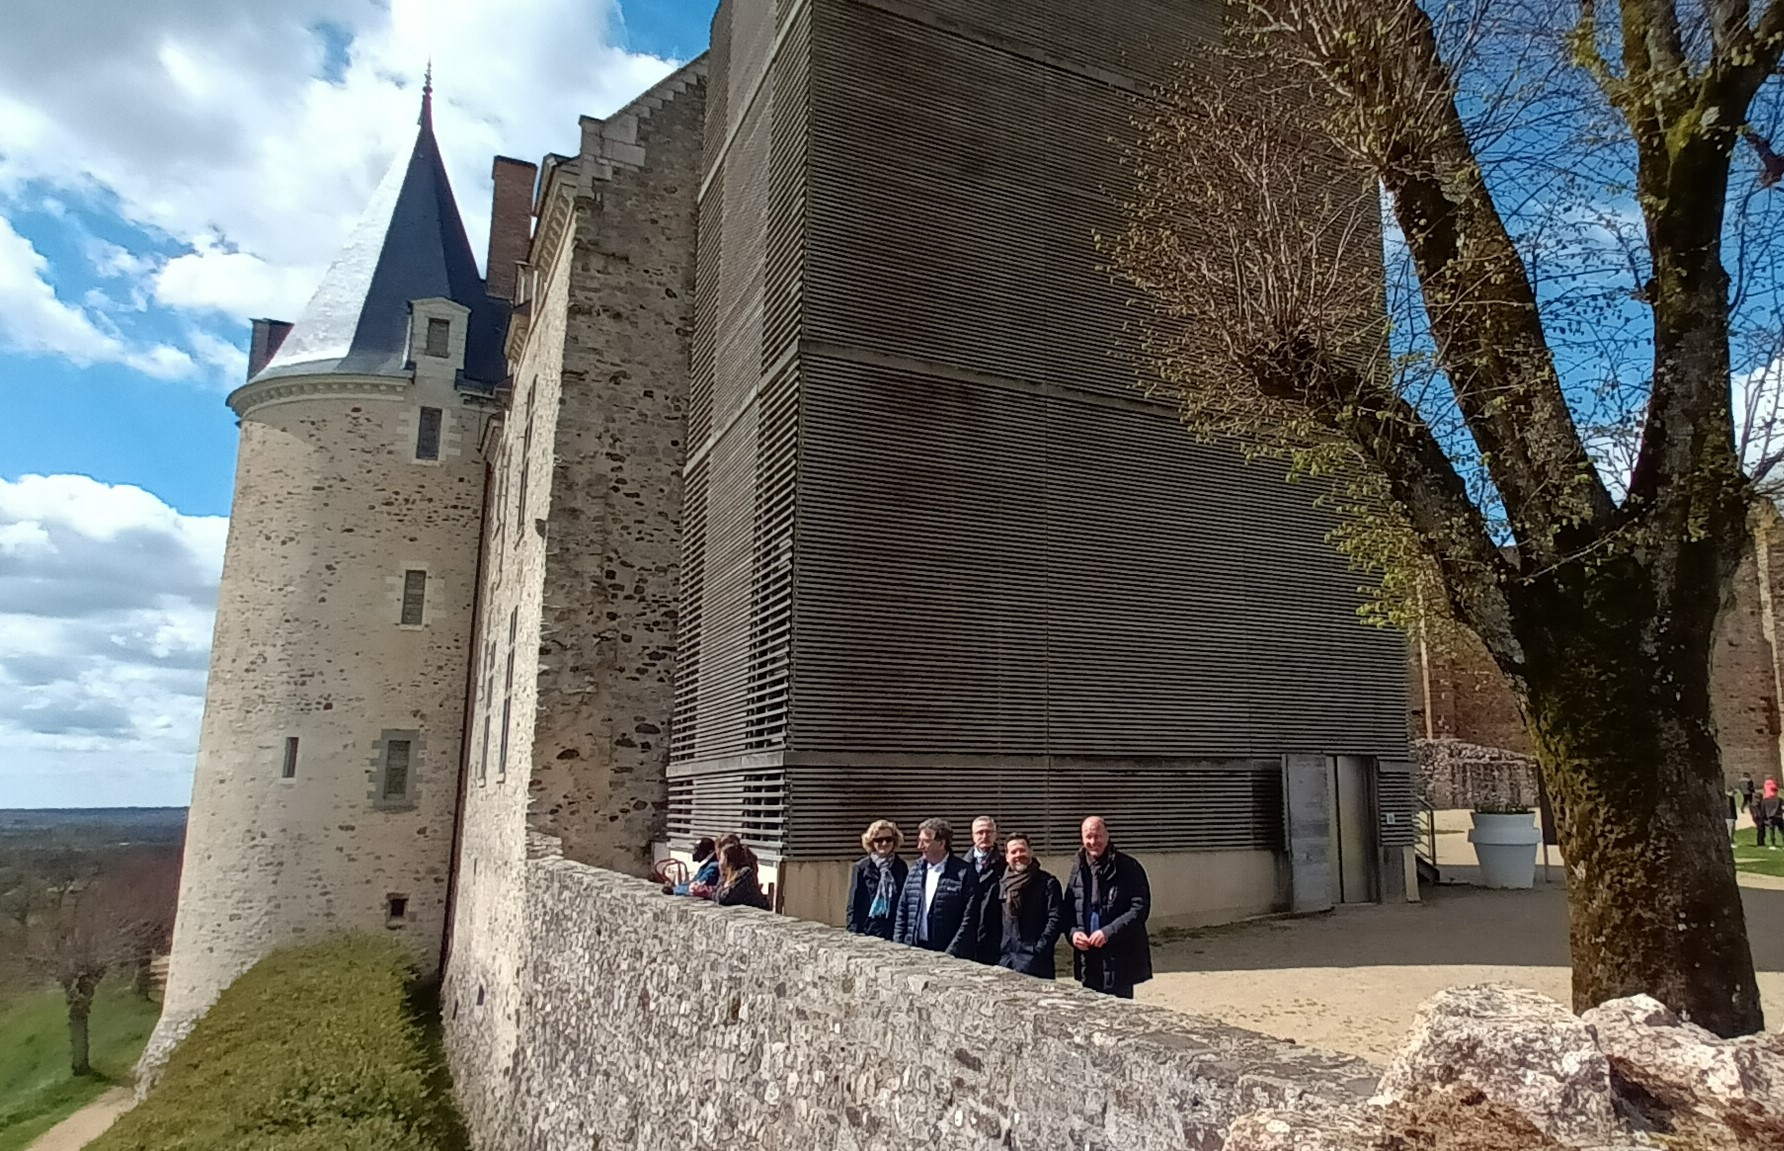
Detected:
left=92, top=937, right=466, bottom=1151
left=0, top=981, right=160, bottom=1151
left=1734, top=841, right=1784, bottom=878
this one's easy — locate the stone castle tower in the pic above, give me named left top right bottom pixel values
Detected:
left=146, top=81, right=520, bottom=1065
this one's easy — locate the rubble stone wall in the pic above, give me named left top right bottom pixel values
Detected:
left=446, top=844, right=1378, bottom=1151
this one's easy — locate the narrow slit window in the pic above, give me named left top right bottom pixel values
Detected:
left=498, top=610, right=517, bottom=780
left=400, top=570, right=427, bottom=626
left=424, top=317, right=450, bottom=357
left=416, top=406, right=442, bottom=460
left=281, top=737, right=299, bottom=779
left=383, top=739, right=412, bottom=800
left=515, top=384, right=536, bottom=534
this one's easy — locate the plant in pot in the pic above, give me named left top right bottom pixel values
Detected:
left=1468, top=802, right=1541, bottom=889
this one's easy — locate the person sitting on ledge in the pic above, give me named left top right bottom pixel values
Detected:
left=847, top=819, right=908, bottom=939
left=714, top=841, right=770, bottom=909
left=662, top=837, right=719, bottom=896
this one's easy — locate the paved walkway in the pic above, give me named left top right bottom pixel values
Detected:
left=24, top=1087, right=134, bottom=1151
left=1141, top=838, right=1784, bottom=1063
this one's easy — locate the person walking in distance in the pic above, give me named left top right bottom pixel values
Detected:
left=846, top=820, right=907, bottom=939
left=965, top=815, right=1006, bottom=964
left=893, top=818, right=980, bottom=958
left=996, top=833, right=1065, bottom=979
left=1758, top=779, right=1784, bottom=850
left=1067, top=816, right=1153, bottom=998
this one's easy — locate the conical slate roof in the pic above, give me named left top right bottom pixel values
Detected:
left=251, top=84, right=506, bottom=388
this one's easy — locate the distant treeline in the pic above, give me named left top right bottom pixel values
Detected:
left=0, top=808, right=187, bottom=848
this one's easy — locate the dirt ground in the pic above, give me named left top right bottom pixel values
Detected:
left=24, top=1087, right=134, bottom=1151
left=1140, top=815, right=1784, bottom=1063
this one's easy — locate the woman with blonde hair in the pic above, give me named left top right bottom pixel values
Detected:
left=846, top=819, right=907, bottom=938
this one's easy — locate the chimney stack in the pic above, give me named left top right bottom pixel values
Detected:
left=486, top=156, right=537, bottom=302
left=247, top=319, right=293, bottom=381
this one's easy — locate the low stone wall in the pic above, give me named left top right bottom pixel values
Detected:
left=1415, top=738, right=1541, bottom=811
left=454, top=850, right=1378, bottom=1150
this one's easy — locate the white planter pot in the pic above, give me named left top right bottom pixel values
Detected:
left=1468, top=811, right=1541, bottom=889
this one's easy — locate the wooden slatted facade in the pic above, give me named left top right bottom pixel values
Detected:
left=672, top=0, right=1411, bottom=863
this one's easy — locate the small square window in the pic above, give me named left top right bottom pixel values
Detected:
left=400, top=570, right=427, bottom=626
left=281, top=736, right=299, bottom=779
left=383, top=739, right=411, bottom=801
left=386, top=894, right=409, bottom=926
left=416, top=406, right=442, bottom=460
left=424, top=317, right=450, bottom=357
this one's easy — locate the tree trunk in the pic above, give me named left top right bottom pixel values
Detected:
left=65, top=977, right=96, bottom=1077
left=1520, top=563, right=1763, bottom=1037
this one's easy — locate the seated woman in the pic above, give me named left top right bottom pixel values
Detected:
left=846, top=820, right=907, bottom=939
left=663, top=837, right=719, bottom=896
left=714, top=841, right=771, bottom=909
left=996, top=833, right=1065, bottom=979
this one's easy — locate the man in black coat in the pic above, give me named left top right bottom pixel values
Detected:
left=996, top=833, right=1065, bottom=978
left=893, top=818, right=979, bottom=958
left=964, top=814, right=1007, bottom=964
left=1066, top=815, right=1152, bottom=999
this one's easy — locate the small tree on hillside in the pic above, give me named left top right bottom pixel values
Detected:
left=1117, top=0, right=1784, bottom=1035
left=26, top=851, right=180, bottom=1076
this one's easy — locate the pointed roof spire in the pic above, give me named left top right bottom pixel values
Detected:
left=420, top=61, right=433, bottom=129
left=246, top=83, right=506, bottom=390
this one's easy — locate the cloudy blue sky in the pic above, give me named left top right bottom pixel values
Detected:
left=0, top=0, right=717, bottom=808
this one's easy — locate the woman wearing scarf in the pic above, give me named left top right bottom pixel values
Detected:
left=846, top=820, right=908, bottom=938
left=1757, top=779, right=1784, bottom=848
left=995, top=833, right=1064, bottom=978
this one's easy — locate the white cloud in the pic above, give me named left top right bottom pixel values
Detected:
left=0, top=0, right=681, bottom=338
left=0, top=213, right=194, bottom=378
left=0, top=475, right=226, bottom=807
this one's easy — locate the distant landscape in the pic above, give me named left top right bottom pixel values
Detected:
left=0, top=809, right=187, bottom=850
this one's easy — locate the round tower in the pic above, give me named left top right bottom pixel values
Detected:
left=144, top=84, right=504, bottom=1068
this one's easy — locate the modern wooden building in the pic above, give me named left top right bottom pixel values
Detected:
left=669, top=0, right=1412, bottom=924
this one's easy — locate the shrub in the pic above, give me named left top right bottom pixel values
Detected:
left=93, top=936, right=466, bottom=1151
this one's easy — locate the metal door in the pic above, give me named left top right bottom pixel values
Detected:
left=1328, top=756, right=1377, bottom=903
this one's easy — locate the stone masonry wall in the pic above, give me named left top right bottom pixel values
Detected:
left=446, top=842, right=1377, bottom=1151
left=444, top=61, right=704, bottom=1135
left=527, top=65, right=703, bottom=875
left=151, top=363, right=487, bottom=1073
left=1409, top=506, right=1784, bottom=787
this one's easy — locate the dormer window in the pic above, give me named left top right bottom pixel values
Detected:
left=425, top=317, right=450, bottom=357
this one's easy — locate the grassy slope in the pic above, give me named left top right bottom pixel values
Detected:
left=0, top=982, right=159, bottom=1151
left=92, top=936, right=466, bottom=1151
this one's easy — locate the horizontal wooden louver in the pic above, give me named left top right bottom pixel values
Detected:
left=1376, top=760, right=1419, bottom=848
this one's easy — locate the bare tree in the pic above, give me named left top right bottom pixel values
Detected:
left=1116, top=0, right=1784, bottom=1035
left=25, top=850, right=180, bottom=1076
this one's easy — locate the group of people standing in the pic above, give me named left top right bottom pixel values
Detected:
left=1735, top=774, right=1784, bottom=847
left=846, top=814, right=1154, bottom=999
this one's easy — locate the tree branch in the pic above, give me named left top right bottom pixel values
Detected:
left=1294, top=0, right=1617, bottom=559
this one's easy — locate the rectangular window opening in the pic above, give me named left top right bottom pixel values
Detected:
left=424, top=317, right=450, bottom=357
left=383, top=739, right=412, bottom=800
left=416, top=406, right=442, bottom=460
left=400, top=569, right=428, bottom=626
left=498, top=609, right=517, bottom=781
left=281, top=736, right=299, bottom=779
left=386, top=894, right=409, bottom=926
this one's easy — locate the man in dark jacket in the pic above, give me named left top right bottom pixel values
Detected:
left=1066, top=815, right=1152, bottom=998
left=996, top=833, right=1065, bottom=978
left=893, top=818, right=979, bottom=958
left=965, top=814, right=1007, bottom=964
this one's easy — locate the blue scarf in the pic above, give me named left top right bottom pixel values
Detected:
left=868, top=855, right=898, bottom=920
